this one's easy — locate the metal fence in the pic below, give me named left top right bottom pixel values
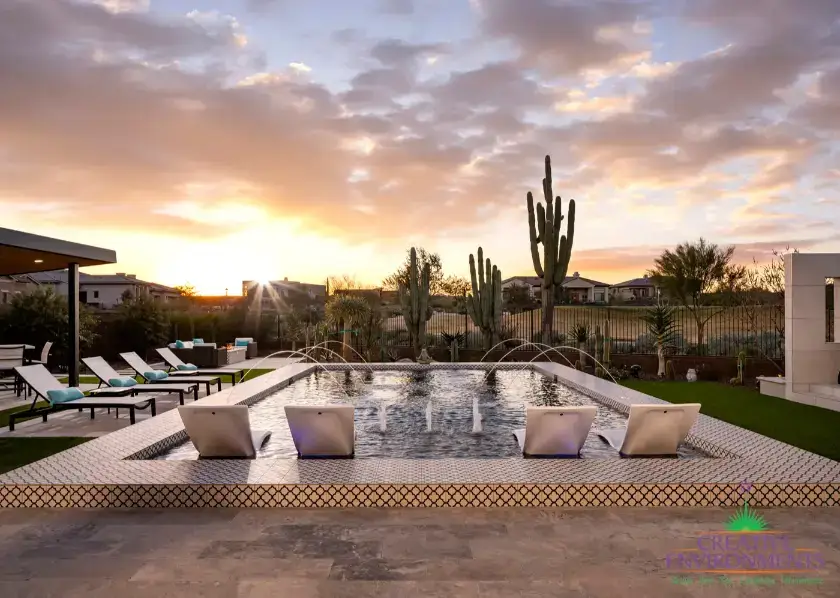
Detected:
left=378, top=306, right=802, bottom=357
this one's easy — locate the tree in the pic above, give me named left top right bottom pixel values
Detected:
left=439, top=274, right=471, bottom=313
left=729, top=247, right=796, bottom=372
left=640, top=303, right=681, bottom=377
left=325, top=294, right=372, bottom=360
left=174, top=283, right=198, bottom=297
left=0, top=287, right=98, bottom=367
left=503, top=283, right=536, bottom=313
left=326, top=274, right=365, bottom=296
left=647, top=238, right=743, bottom=348
left=382, top=247, right=445, bottom=295
left=174, top=283, right=199, bottom=338
left=114, top=293, right=169, bottom=360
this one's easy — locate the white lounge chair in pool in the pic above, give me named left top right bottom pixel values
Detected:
left=82, top=356, right=200, bottom=404
left=10, top=364, right=157, bottom=431
left=120, top=352, right=222, bottom=395
left=596, top=403, right=701, bottom=457
left=155, top=347, right=244, bottom=385
left=285, top=405, right=355, bottom=458
left=178, top=404, right=270, bottom=459
left=512, top=406, right=597, bottom=457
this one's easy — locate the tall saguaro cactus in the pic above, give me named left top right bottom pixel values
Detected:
left=527, top=155, right=576, bottom=343
left=467, top=247, right=503, bottom=351
left=398, top=247, right=431, bottom=359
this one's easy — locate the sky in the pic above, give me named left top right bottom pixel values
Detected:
left=2, top=0, right=839, bottom=295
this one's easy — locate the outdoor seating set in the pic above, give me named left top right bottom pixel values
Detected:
left=0, top=342, right=52, bottom=396
left=5, top=347, right=247, bottom=432
left=168, top=338, right=256, bottom=368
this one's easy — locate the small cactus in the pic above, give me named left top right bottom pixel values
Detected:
left=603, top=320, right=611, bottom=368
left=450, top=339, right=459, bottom=362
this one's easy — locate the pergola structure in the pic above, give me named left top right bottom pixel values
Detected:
left=0, top=227, right=117, bottom=387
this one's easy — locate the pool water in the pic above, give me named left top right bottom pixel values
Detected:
left=156, top=369, right=707, bottom=460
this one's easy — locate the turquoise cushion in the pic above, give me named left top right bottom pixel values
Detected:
left=177, top=364, right=198, bottom=371
left=144, top=370, right=169, bottom=381
left=108, top=377, right=137, bottom=387
left=235, top=339, right=250, bottom=347
left=193, top=338, right=204, bottom=344
left=46, top=388, right=85, bottom=404
left=175, top=340, right=185, bottom=349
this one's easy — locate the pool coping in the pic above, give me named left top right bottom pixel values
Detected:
left=1, top=362, right=838, bottom=508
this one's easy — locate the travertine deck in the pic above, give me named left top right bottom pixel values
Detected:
left=1, top=363, right=838, bottom=508
left=0, top=507, right=838, bottom=596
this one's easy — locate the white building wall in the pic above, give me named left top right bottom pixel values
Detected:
left=784, top=253, right=840, bottom=411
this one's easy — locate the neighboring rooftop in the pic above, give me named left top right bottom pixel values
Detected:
left=613, top=276, right=655, bottom=287
left=27, top=270, right=179, bottom=293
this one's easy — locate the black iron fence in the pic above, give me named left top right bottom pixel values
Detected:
left=378, top=306, right=802, bottom=358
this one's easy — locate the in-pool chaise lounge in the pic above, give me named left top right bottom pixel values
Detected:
left=596, top=403, right=701, bottom=457
left=9, top=364, right=157, bottom=431
left=178, top=404, right=270, bottom=458
left=512, top=406, right=597, bottom=457
left=81, top=356, right=199, bottom=403
left=285, top=405, right=355, bottom=458
left=155, top=347, right=244, bottom=385
left=119, top=352, right=222, bottom=395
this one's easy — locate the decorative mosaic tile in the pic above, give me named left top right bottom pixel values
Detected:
left=1, top=482, right=837, bottom=509
left=1, top=361, right=839, bottom=509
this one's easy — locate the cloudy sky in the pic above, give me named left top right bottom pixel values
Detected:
left=2, top=0, right=839, bottom=294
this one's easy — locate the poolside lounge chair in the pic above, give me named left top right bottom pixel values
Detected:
left=9, top=364, right=156, bottom=431
left=81, top=356, right=199, bottom=404
left=120, top=352, right=222, bottom=395
left=596, top=403, right=701, bottom=457
left=512, top=406, right=597, bottom=457
left=155, top=347, right=244, bottom=385
left=285, top=405, right=355, bottom=458
left=178, top=404, right=270, bottom=458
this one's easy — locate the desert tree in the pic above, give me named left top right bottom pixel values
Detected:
left=647, top=238, right=744, bottom=349
left=728, top=247, right=797, bottom=372
left=382, top=247, right=445, bottom=295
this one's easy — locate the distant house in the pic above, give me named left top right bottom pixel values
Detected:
left=610, top=275, right=658, bottom=301
left=243, top=278, right=327, bottom=313
left=562, top=273, right=610, bottom=303
left=0, top=274, right=41, bottom=305
left=28, top=271, right=181, bottom=308
left=501, top=273, right=609, bottom=304
left=500, top=276, right=542, bottom=298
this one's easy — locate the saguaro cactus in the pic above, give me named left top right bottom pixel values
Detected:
left=398, top=247, right=431, bottom=359
left=527, top=155, right=576, bottom=343
left=467, top=247, right=503, bottom=351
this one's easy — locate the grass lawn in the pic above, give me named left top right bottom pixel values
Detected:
left=0, top=368, right=274, bottom=475
left=623, top=380, right=840, bottom=462
left=0, top=438, right=92, bottom=475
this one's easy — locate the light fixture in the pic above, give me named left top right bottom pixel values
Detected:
left=34, top=259, right=44, bottom=264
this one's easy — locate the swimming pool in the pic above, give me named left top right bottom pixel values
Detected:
left=156, top=368, right=708, bottom=460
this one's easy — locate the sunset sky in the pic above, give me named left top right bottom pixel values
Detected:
left=3, top=0, right=839, bottom=295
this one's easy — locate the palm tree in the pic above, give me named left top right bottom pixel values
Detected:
left=325, top=295, right=371, bottom=361
left=640, top=303, right=681, bottom=377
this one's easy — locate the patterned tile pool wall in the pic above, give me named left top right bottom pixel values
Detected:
left=1, top=362, right=838, bottom=509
